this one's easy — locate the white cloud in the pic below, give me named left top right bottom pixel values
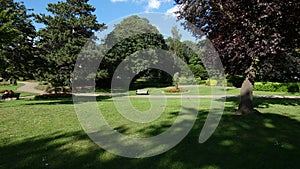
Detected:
left=147, top=0, right=161, bottom=10
left=111, top=0, right=128, bottom=2
left=111, top=0, right=172, bottom=12
left=146, top=0, right=172, bottom=12
left=165, top=5, right=180, bottom=17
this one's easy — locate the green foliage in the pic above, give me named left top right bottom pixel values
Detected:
left=0, top=0, right=36, bottom=80
left=35, top=0, right=105, bottom=87
left=195, top=77, right=205, bottom=85
left=254, top=82, right=300, bottom=93
left=227, top=75, right=244, bottom=88
left=205, top=79, right=218, bottom=86
left=166, top=32, right=208, bottom=80
left=205, top=78, right=227, bottom=86
left=188, top=64, right=208, bottom=80
left=178, top=76, right=195, bottom=85
left=175, top=0, right=300, bottom=81
left=97, top=15, right=168, bottom=88
left=130, top=78, right=171, bottom=89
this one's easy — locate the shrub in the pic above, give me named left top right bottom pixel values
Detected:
left=227, top=75, right=244, bottom=88
left=179, top=77, right=187, bottom=84
left=205, top=79, right=218, bottom=86
left=179, top=77, right=195, bottom=85
left=226, top=81, right=234, bottom=87
left=254, top=82, right=300, bottom=93
left=195, top=77, right=204, bottom=85
left=35, top=93, right=73, bottom=100
left=287, top=83, right=300, bottom=93
left=189, top=65, right=208, bottom=80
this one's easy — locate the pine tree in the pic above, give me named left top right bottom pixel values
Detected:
left=0, top=0, right=36, bottom=82
left=35, top=0, right=105, bottom=88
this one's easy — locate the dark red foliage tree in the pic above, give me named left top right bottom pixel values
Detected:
left=174, top=0, right=300, bottom=115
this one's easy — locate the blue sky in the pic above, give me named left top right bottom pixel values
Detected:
left=17, top=0, right=179, bottom=29
left=16, top=0, right=200, bottom=42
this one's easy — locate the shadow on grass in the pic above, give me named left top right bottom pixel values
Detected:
left=1, top=108, right=300, bottom=169
left=225, top=97, right=300, bottom=110
left=23, top=96, right=113, bottom=106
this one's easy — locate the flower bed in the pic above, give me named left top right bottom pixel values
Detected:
left=35, top=93, right=73, bottom=99
left=164, top=87, right=188, bottom=93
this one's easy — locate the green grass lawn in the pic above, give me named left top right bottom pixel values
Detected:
left=131, top=85, right=300, bottom=96
left=0, top=96, right=300, bottom=169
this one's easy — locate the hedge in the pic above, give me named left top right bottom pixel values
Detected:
left=205, top=79, right=218, bottom=86
left=254, top=82, right=300, bottom=93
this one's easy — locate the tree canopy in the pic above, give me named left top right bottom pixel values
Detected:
left=166, top=26, right=208, bottom=80
left=174, top=0, right=299, bottom=114
left=175, top=0, right=299, bottom=82
left=35, top=0, right=105, bottom=87
left=96, top=15, right=170, bottom=88
left=0, top=0, right=36, bottom=82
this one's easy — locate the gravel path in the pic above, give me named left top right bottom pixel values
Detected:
left=17, top=81, right=46, bottom=95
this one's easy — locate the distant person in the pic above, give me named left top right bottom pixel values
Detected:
left=9, top=90, right=14, bottom=95
left=2, top=90, right=9, bottom=100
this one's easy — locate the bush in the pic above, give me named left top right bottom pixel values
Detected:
left=205, top=79, right=218, bottom=86
left=226, top=81, right=234, bottom=87
left=179, top=77, right=187, bottom=84
left=35, top=93, right=73, bottom=99
left=227, top=75, right=244, bottom=88
left=288, top=83, right=300, bottom=93
left=195, top=77, right=205, bottom=85
left=189, top=65, right=208, bottom=80
left=254, top=82, right=300, bottom=93
left=178, top=77, right=195, bottom=85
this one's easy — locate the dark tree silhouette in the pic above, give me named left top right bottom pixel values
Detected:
left=0, top=0, right=36, bottom=82
left=174, top=0, right=300, bottom=114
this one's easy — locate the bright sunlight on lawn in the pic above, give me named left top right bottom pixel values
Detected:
left=0, top=96, right=299, bottom=169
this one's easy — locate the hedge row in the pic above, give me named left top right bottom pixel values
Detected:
left=254, top=82, right=300, bottom=93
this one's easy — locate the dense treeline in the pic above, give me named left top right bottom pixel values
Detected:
left=0, top=0, right=208, bottom=88
left=1, top=0, right=299, bottom=92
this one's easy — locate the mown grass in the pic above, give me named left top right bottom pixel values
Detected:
left=141, top=85, right=300, bottom=96
left=0, top=96, right=299, bottom=169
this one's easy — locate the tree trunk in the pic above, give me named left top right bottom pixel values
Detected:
left=235, top=77, right=260, bottom=115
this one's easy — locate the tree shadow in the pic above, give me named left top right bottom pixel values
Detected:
left=225, top=97, right=300, bottom=109
left=23, top=96, right=112, bottom=106
left=1, top=105, right=300, bottom=169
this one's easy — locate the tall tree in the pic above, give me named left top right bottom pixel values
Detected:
left=35, top=0, right=105, bottom=88
left=0, top=0, right=36, bottom=82
left=97, top=15, right=169, bottom=88
left=166, top=27, right=208, bottom=80
left=175, top=0, right=300, bottom=115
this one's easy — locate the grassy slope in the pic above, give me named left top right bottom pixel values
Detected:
left=0, top=97, right=299, bottom=169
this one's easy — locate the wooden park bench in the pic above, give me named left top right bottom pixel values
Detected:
left=1, top=92, right=20, bottom=100
left=136, top=89, right=149, bottom=95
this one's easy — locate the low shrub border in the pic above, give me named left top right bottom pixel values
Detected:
left=35, top=93, right=73, bottom=99
left=254, top=82, right=300, bottom=93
